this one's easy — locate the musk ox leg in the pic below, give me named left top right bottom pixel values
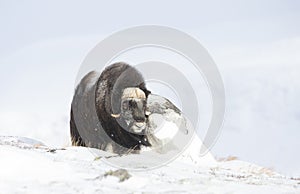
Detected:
left=70, top=108, right=86, bottom=146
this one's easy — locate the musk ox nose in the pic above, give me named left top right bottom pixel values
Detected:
left=134, top=115, right=145, bottom=123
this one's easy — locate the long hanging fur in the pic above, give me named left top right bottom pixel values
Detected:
left=70, top=62, right=151, bottom=154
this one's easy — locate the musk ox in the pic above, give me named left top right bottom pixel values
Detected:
left=70, top=62, right=153, bottom=154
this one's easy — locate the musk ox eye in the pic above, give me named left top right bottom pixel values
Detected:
left=122, top=102, right=128, bottom=110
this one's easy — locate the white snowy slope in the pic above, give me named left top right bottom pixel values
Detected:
left=0, top=136, right=299, bottom=194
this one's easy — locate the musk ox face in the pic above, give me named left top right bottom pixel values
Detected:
left=112, top=87, right=149, bottom=134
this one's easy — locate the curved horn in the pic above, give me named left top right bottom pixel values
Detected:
left=111, top=113, right=121, bottom=118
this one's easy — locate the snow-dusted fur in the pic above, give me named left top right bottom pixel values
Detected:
left=70, top=62, right=151, bottom=154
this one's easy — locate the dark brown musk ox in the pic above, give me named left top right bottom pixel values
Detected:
left=70, top=62, right=153, bottom=154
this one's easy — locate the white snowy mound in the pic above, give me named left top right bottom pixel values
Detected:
left=0, top=136, right=299, bottom=194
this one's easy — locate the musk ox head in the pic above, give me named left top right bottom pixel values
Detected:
left=111, top=87, right=149, bottom=134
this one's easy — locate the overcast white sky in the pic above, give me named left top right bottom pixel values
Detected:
left=0, top=1, right=299, bottom=176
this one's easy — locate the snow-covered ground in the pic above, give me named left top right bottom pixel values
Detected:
left=0, top=136, right=299, bottom=194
